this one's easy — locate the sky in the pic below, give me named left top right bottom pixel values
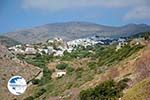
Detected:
left=0, top=0, right=150, bottom=33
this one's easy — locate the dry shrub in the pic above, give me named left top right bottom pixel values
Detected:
left=107, top=67, right=120, bottom=79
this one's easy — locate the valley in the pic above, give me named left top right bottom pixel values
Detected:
left=1, top=1, right=150, bottom=100
left=0, top=32, right=149, bottom=100
left=0, top=23, right=150, bottom=100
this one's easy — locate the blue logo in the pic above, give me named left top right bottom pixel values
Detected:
left=7, top=76, right=27, bottom=95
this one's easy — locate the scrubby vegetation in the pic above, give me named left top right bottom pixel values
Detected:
left=56, top=63, right=68, bottom=70
left=39, top=67, right=52, bottom=85
left=122, top=78, right=150, bottom=100
left=25, top=53, right=52, bottom=68
left=79, top=79, right=129, bottom=100
left=17, top=53, right=53, bottom=87
left=61, top=44, right=143, bottom=68
left=131, top=32, right=150, bottom=40
left=88, top=61, right=97, bottom=69
left=17, top=39, right=145, bottom=100
left=34, top=88, right=47, bottom=98
left=96, top=44, right=143, bottom=66
left=24, top=96, right=34, bottom=100
left=66, top=66, right=75, bottom=73
left=61, top=46, right=93, bottom=61
left=24, top=88, right=46, bottom=100
left=32, top=79, right=40, bottom=85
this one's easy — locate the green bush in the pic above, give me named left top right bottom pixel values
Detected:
left=25, top=54, right=52, bottom=68
left=88, top=62, right=97, bottom=69
left=39, top=77, right=48, bottom=86
left=43, top=67, right=52, bottom=78
left=142, top=32, right=150, bottom=40
left=117, top=78, right=130, bottom=90
left=38, top=67, right=52, bottom=85
left=56, top=63, right=68, bottom=70
left=66, top=66, right=74, bottom=73
left=75, top=67, right=84, bottom=72
left=23, top=96, right=34, bottom=100
left=34, top=88, right=46, bottom=98
left=79, top=79, right=129, bottom=100
left=32, top=79, right=40, bottom=85
left=16, top=54, right=25, bottom=60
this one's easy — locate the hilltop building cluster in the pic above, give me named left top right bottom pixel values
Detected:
left=8, top=36, right=128, bottom=56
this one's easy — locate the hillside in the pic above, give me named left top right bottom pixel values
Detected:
left=0, top=32, right=149, bottom=100
left=5, top=22, right=150, bottom=43
left=15, top=35, right=149, bottom=100
left=0, top=36, right=21, bottom=47
left=78, top=41, right=150, bottom=100
left=122, top=77, right=150, bottom=100
left=121, top=44, right=150, bottom=100
left=0, top=44, right=41, bottom=100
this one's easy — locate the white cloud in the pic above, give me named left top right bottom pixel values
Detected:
left=22, top=0, right=146, bottom=11
left=21, top=0, right=150, bottom=20
left=124, top=6, right=150, bottom=20
left=22, top=0, right=95, bottom=11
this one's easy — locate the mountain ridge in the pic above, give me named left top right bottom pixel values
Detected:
left=0, top=36, right=21, bottom=47
left=4, top=21, right=150, bottom=43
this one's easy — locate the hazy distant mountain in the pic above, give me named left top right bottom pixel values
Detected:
left=0, top=36, right=21, bottom=47
left=5, top=21, right=150, bottom=43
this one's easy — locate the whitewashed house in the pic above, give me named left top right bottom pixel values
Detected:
left=56, top=71, right=66, bottom=77
left=47, top=39, right=54, bottom=43
left=8, top=46, right=17, bottom=51
left=54, top=50, right=64, bottom=56
left=116, top=38, right=127, bottom=51
left=25, top=44, right=31, bottom=47
left=52, top=70, right=66, bottom=78
left=15, top=44, right=22, bottom=48
left=38, top=48, right=49, bottom=55
left=67, top=48, right=73, bottom=53
left=67, top=38, right=97, bottom=48
left=16, top=49, right=25, bottom=54
left=8, top=46, right=25, bottom=54
left=25, top=47, right=37, bottom=54
left=47, top=46, right=54, bottom=55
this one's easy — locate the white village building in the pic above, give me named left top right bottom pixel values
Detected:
left=116, top=38, right=127, bottom=51
left=8, top=46, right=25, bottom=54
left=25, top=47, right=37, bottom=54
left=67, top=38, right=97, bottom=48
left=52, top=70, right=66, bottom=78
left=54, top=50, right=64, bottom=57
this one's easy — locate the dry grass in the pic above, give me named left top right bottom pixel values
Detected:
left=122, top=77, right=150, bottom=100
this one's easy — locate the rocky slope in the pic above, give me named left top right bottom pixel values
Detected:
left=77, top=40, right=150, bottom=100
left=0, top=44, right=41, bottom=100
left=0, top=36, right=21, bottom=47
left=122, top=77, right=150, bottom=100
